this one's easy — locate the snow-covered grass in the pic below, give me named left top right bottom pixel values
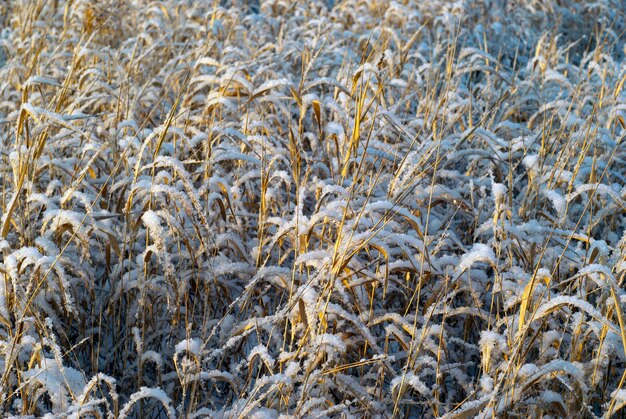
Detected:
left=0, top=0, right=625, bottom=416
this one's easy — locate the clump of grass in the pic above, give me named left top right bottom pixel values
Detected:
left=0, top=0, right=626, bottom=417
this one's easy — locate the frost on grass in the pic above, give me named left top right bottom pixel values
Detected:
left=1, top=0, right=626, bottom=417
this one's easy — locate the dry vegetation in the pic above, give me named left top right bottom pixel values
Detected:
left=1, top=0, right=626, bottom=417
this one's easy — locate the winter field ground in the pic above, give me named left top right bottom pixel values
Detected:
left=1, top=0, right=626, bottom=417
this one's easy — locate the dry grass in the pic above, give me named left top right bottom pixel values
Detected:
left=0, top=0, right=626, bottom=417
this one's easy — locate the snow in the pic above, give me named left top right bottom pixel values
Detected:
left=480, top=375, right=494, bottom=393
left=174, top=338, right=202, bottom=357
left=248, top=345, right=275, bottom=370
left=479, top=331, right=507, bottom=351
left=119, top=387, right=175, bottom=419
left=22, top=358, right=86, bottom=414
left=541, top=389, right=565, bottom=406
left=2, top=0, right=626, bottom=417
left=457, top=243, right=496, bottom=273
left=534, top=296, right=608, bottom=329
left=252, top=78, right=293, bottom=95
left=517, top=363, right=539, bottom=378
left=315, top=333, right=347, bottom=354
left=492, top=182, right=507, bottom=202
left=391, top=372, right=430, bottom=396
left=542, top=189, right=567, bottom=220
left=141, top=211, right=164, bottom=244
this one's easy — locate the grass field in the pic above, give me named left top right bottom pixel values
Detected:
left=1, top=0, right=626, bottom=417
